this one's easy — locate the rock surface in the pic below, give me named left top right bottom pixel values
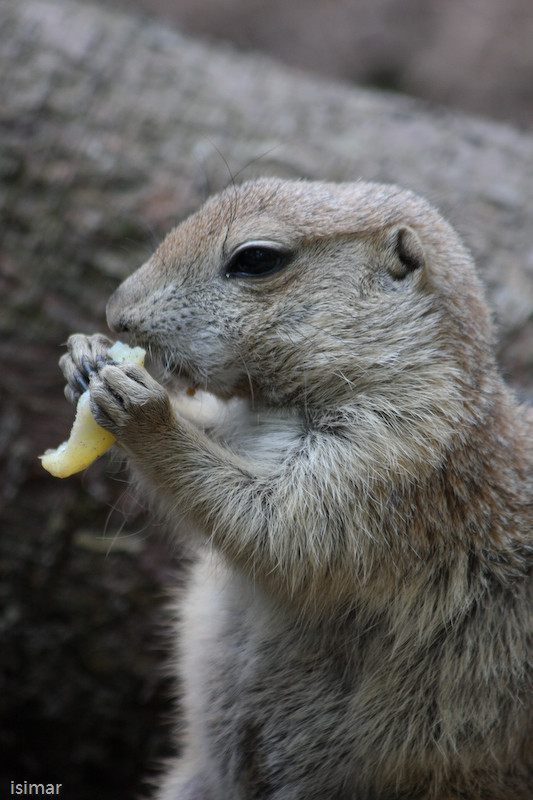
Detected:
left=109, top=0, right=533, bottom=129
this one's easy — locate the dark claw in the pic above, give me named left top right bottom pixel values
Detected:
left=77, top=373, right=90, bottom=393
left=95, top=356, right=117, bottom=370
left=81, top=358, right=98, bottom=377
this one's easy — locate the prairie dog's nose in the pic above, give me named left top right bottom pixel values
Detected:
left=106, top=257, right=162, bottom=333
left=106, top=285, right=129, bottom=333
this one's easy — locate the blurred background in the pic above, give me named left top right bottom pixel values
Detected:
left=103, top=0, right=533, bottom=129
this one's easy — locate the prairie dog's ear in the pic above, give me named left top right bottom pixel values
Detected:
left=385, top=225, right=426, bottom=280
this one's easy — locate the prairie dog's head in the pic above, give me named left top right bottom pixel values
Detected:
left=107, top=178, right=494, bottom=411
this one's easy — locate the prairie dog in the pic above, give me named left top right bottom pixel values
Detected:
left=61, top=179, right=533, bottom=799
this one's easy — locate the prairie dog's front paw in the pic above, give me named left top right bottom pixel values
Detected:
left=41, top=339, right=147, bottom=477
left=60, top=333, right=114, bottom=405
left=89, top=363, right=173, bottom=446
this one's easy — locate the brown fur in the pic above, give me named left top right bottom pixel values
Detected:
left=61, top=179, right=533, bottom=799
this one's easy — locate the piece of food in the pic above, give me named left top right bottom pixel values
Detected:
left=40, top=341, right=146, bottom=478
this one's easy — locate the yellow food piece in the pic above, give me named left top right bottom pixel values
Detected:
left=40, top=341, right=146, bottom=478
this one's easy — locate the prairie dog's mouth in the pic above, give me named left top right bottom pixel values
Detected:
left=120, top=336, right=257, bottom=403
left=145, top=352, right=199, bottom=393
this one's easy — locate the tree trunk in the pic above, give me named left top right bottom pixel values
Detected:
left=1, top=0, right=532, bottom=796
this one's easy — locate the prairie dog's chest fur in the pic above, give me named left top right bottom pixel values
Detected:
left=102, top=177, right=533, bottom=799
left=180, top=553, right=368, bottom=797
left=174, top=390, right=306, bottom=469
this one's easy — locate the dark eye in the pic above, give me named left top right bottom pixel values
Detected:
left=224, top=242, right=292, bottom=279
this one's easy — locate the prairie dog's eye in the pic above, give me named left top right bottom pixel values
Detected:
left=224, top=242, right=292, bottom=279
